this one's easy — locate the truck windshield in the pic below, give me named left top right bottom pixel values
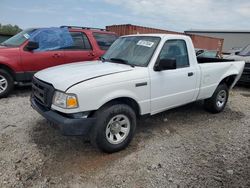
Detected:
left=103, top=36, right=160, bottom=67
left=1, top=29, right=36, bottom=47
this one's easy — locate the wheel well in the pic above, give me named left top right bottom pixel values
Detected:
left=219, top=75, right=237, bottom=88
left=99, top=97, right=141, bottom=117
left=0, top=64, right=15, bottom=78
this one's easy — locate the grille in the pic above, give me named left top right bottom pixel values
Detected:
left=245, top=63, right=250, bottom=68
left=244, top=63, right=250, bottom=72
left=32, top=77, right=55, bottom=108
left=243, top=63, right=250, bottom=75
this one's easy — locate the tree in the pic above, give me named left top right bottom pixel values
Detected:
left=0, top=24, right=22, bottom=35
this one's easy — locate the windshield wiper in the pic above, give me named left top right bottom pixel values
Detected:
left=109, top=58, right=134, bottom=67
left=0, top=42, right=16, bottom=47
left=100, top=56, right=106, bottom=62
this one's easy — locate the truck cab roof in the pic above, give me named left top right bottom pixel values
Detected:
left=26, top=26, right=117, bottom=35
left=122, top=33, right=190, bottom=40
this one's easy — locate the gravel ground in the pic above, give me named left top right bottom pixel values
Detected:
left=0, top=86, right=249, bottom=188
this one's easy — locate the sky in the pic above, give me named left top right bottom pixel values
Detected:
left=1, top=0, right=250, bottom=32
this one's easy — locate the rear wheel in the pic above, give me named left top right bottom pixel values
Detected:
left=90, top=104, right=136, bottom=153
left=204, top=84, right=228, bottom=113
left=0, top=69, right=14, bottom=98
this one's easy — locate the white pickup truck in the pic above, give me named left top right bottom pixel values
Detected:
left=31, top=34, right=245, bottom=153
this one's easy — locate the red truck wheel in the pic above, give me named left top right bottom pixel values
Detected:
left=0, top=69, right=14, bottom=98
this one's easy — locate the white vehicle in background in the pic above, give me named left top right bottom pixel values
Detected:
left=223, top=47, right=243, bottom=58
left=195, top=48, right=219, bottom=58
left=31, top=34, right=245, bottom=153
left=224, top=44, right=250, bottom=84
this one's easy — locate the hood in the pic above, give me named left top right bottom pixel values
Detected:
left=0, top=46, right=19, bottom=52
left=35, top=61, right=134, bottom=91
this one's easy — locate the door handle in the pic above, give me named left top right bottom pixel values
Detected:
left=188, top=72, right=194, bottom=77
left=88, top=52, right=95, bottom=57
left=52, top=53, right=61, bottom=58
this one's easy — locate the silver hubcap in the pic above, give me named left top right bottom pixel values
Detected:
left=0, top=75, right=8, bottom=94
left=106, top=114, right=130, bottom=145
left=216, top=90, right=227, bottom=108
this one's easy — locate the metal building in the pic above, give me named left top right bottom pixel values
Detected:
left=185, top=30, right=250, bottom=53
left=107, top=24, right=224, bottom=54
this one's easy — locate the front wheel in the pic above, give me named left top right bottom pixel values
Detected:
left=204, top=84, right=229, bottom=113
left=90, top=104, right=136, bottom=153
left=0, top=69, right=14, bottom=98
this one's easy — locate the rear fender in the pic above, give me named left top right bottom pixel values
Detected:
left=218, top=61, right=245, bottom=89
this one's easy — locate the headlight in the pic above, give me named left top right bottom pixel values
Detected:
left=52, top=91, right=78, bottom=109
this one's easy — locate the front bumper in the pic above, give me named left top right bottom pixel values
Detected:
left=31, top=97, right=96, bottom=136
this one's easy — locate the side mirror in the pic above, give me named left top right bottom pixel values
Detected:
left=154, top=58, right=177, bottom=71
left=235, top=51, right=240, bottom=55
left=26, top=41, right=39, bottom=51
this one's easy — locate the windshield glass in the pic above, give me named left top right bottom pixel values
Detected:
left=1, top=29, right=36, bottom=47
left=103, top=36, right=161, bottom=67
left=239, top=44, right=250, bottom=56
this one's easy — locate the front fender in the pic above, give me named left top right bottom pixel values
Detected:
left=0, top=48, right=21, bottom=72
left=55, top=78, right=150, bottom=115
left=97, top=89, right=141, bottom=110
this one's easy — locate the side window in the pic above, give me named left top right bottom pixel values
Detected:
left=93, top=33, right=118, bottom=50
left=64, top=32, right=92, bottom=50
left=158, top=40, right=189, bottom=68
left=82, top=34, right=92, bottom=50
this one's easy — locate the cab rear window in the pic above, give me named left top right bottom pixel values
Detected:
left=93, top=33, right=118, bottom=50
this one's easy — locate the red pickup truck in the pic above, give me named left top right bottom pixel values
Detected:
left=0, top=26, right=118, bottom=98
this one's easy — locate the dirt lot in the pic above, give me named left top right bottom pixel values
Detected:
left=0, top=86, right=249, bottom=188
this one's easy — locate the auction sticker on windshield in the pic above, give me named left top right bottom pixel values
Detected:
left=23, top=33, right=30, bottom=39
left=137, top=40, right=154, bottom=48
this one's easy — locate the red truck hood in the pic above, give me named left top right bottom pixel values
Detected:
left=0, top=46, right=19, bottom=55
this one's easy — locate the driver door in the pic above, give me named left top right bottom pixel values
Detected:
left=150, top=39, right=198, bottom=114
left=21, top=41, right=65, bottom=72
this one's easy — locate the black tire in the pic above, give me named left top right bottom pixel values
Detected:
left=0, top=69, right=14, bottom=98
left=90, top=104, right=136, bottom=153
left=204, top=84, right=229, bottom=113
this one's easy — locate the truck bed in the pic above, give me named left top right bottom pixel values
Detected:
left=197, top=60, right=245, bottom=100
left=197, top=57, right=234, bottom=64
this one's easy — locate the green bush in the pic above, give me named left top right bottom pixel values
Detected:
left=0, top=24, right=22, bottom=35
